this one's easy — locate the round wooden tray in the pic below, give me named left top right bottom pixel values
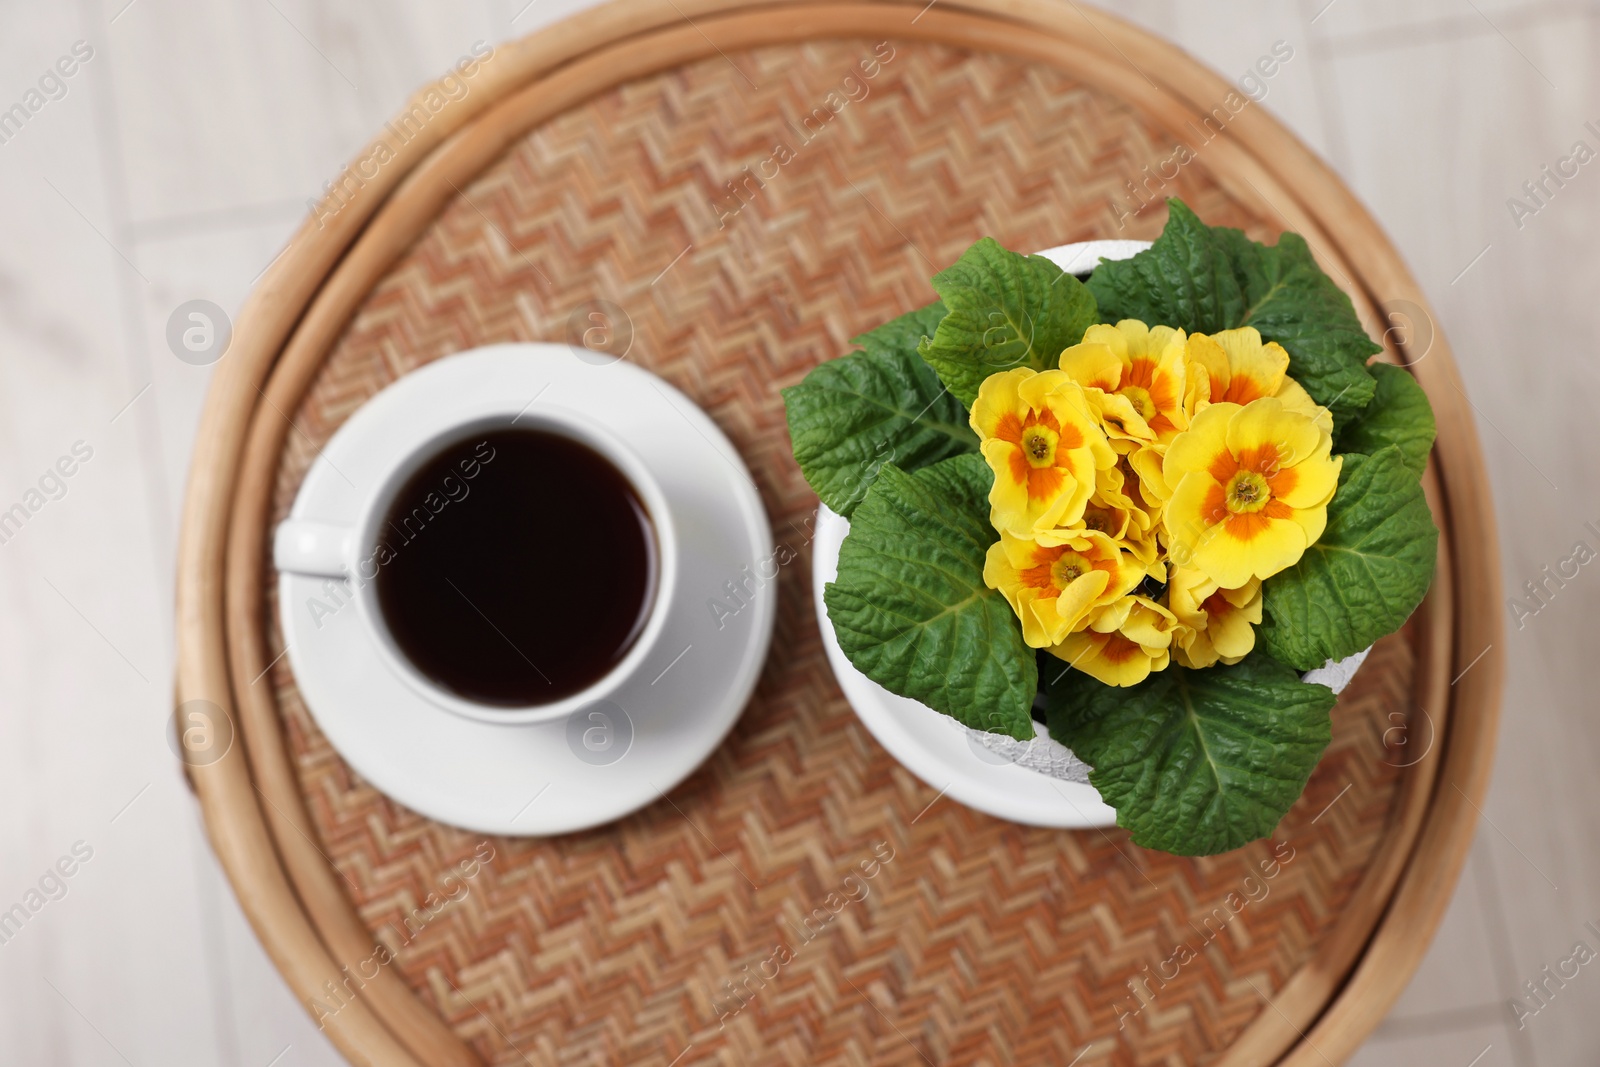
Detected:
left=174, top=3, right=1503, bottom=1065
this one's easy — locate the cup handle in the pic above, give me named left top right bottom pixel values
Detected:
left=273, top=519, right=355, bottom=578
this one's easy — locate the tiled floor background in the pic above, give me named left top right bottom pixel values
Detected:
left=0, top=0, right=1592, bottom=1063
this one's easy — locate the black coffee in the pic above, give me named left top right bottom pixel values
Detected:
left=374, top=427, right=657, bottom=707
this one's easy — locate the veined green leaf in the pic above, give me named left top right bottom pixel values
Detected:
left=917, top=238, right=1098, bottom=406
left=1336, top=362, right=1436, bottom=477
left=824, top=454, right=1036, bottom=739
left=783, top=301, right=975, bottom=517
left=1047, top=655, right=1335, bottom=855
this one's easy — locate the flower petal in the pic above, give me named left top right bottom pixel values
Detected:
left=1225, top=397, right=1324, bottom=471
left=1146, top=333, right=1191, bottom=436
left=1162, top=402, right=1240, bottom=489
left=982, top=439, right=1033, bottom=533
left=1050, top=629, right=1163, bottom=687
left=1288, top=500, right=1329, bottom=548
left=1208, top=598, right=1259, bottom=659
left=1166, top=565, right=1216, bottom=629
left=969, top=367, right=1035, bottom=439
left=1274, top=377, right=1334, bottom=437
left=1273, top=450, right=1341, bottom=509
left=1017, top=368, right=1078, bottom=410
left=1185, top=332, right=1231, bottom=399
left=1060, top=337, right=1125, bottom=393
left=1050, top=570, right=1112, bottom=636
left=1192, top=511, right=1308, bottom=586
left=1122, top=597, right=1177, bottom=649
left=1200, top=327, right=1288, bottom=405
left=1163, top=471, right=1224, bottom=568
left=1088, top=388, right=1153, bottom=443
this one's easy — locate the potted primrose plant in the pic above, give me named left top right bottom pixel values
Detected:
left=783, top=200, right=1438, bottom=856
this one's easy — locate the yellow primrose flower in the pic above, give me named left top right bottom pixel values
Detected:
left=1100, top=451, right=1158, bottom=527
left=983, top=530, right=1145, bottom=648
left=1027, top=460, right=1168, bottom=579
left=1085, top=494, right=1162, bottom=571
left=1167, top=568, right=1263, bottom=668
left=1077, top=494, right=1138, bottom=542
left=1048, top=595, right=1178, bottom=687
left=970, top=368, right=1115, bottom=537
left=1058, top=320, right=1192, bottom=446
left=1035, top=459, right=1157, bottom=550
left=1187, top=327, right=1332, bottom=435
left=1161, top=397, right=1342, bottom=588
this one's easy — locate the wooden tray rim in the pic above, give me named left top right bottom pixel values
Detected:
left=172, top=3, right=1505, bottom=1065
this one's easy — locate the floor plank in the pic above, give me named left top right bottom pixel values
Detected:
left=1317, top=9, right=1600, bottom=1065
left=0, top=0, right=1590, bottom=1062
left=1348, top=1021, right=1508, bottom=1067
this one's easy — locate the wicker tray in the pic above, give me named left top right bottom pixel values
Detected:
left=174, top=3, right=1503, bottom=1065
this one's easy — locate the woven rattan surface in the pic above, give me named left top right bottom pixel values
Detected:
left=262, top=39, right=1425, bottom=1066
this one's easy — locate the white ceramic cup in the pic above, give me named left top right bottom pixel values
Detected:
left=272, top=406, right=679, bottom=726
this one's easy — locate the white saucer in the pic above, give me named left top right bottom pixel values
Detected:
left=276, top=344, right=775, bottom=836
left=811, top=506, right=1118, bottom=829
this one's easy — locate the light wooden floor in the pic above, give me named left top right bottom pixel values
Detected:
left=0, top=0, right=1591, bottom=1063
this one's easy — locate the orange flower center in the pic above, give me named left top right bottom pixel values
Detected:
left=1020, top=425, right=1059, bottom=468
left=1051, top=556, right=1087, bottom=587
left=1082, top=506, right=1116, bottom=534
left=1117, top=384, right=1157, bottom=421
left=1021, top=546, right=1101, bottom=595
left=1224, top=471, right=1271, bottom=513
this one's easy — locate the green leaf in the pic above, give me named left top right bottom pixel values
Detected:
left=1088, top=199, right=1378, bottom=424
left=1216, top=227, right=1379, bottom=423
left=917, top=238, right=1098, bottom=406
left=1046, top=655, right=1335, bottom=855
left=851, top=300, right=949, bottom=359
left=783, top=304, right=976, bottom=517
left=824, top=454, right=1036, bottom=739
left=1258, top=447, right=1438, bottom=670
left=1335, top=362, right=1436, bottom=477
left=1085, top=199, right=1247, bottom=334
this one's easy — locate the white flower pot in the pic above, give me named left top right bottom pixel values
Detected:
left=810, top=239, right=1371, bottom=829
